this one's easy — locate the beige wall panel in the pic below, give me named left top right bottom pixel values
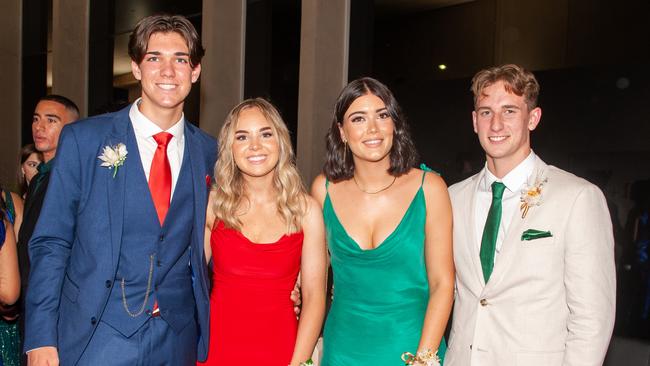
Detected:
left=52, top=0, right=89, bottom=117
left=200, top=0, right=246, bottom=138
left=297, top=0, right=350, bottom=185
left=0, top=0, right=22, bottom=188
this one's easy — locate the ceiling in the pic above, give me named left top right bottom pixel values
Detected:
left=375, top=0, right=475, bottom=14
left=46, top=0, right=478, bottom=86
left=108, top=0, right=476, bottom=82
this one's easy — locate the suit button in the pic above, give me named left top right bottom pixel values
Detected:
left=470, top=344, right=473, bottom=350
left=157, top=260, right=162, bottom=267
left=105, top=280, right=112, bottom=288
left=90, top=317, right=97, bottom=325
left=480, top=298, right=488, bottom=306
left=145, top=309, right=152, bottom=316
left=159, top=235, right=164, bottom=242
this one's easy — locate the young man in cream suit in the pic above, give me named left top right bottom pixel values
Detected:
left=445, top=64, right=615, bottom=366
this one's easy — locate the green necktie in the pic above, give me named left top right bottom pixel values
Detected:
left=32, top=161, right=52, bottom=195
left=479, top=181, right=507, bottom=283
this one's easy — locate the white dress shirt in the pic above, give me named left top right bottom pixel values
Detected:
left=474, top=151, right=536, bottom=261
left=129, top=99, right=185, bottom=200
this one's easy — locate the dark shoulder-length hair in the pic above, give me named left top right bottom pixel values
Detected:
left=17, top=144, right=43, bottom=196
left=323, top=77, right=418, bottom=181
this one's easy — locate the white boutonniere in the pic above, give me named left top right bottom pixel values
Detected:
left=98, top=143, right=128, bottom=178
left=520, top=173, right=547, bottom=218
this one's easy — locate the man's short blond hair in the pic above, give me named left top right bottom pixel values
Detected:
left=471, top=64, right=540, bottom=110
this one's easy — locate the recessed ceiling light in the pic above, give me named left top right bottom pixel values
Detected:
left=438, top=64, right=447, bottom=70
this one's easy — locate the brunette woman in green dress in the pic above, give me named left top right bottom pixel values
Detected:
left=311, top=77, right=454, bottom=366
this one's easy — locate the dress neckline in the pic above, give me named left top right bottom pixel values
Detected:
left=324, top=186, right=424, bottom=252
left=215, top=220, right=302, bottom=246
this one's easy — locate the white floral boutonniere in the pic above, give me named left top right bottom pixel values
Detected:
left=520, top=173, right=548, bottom=219
left=98, top=143, right=128, bottom=178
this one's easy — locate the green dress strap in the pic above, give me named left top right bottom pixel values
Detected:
left=3, top=190, right=16, bottom=224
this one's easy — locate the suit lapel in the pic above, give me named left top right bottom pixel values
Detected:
left=106, top=110, right=131, bottom=269
left=484, top=158, right=549, bottom=292
left=467, top=170, right=488, bottom=288
left=454, top=169, right=486, bottom=290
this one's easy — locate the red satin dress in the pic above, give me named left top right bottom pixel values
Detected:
left=198, top=221, right=303, bottom=365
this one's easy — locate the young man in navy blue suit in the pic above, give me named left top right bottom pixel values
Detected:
left=25, top=15, right=217, bottom=365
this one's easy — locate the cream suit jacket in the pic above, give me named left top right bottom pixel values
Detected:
left=445, top=158, right=615, bottom=366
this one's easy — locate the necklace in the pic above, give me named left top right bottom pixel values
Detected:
left=353, top=174, right=397, bottom=194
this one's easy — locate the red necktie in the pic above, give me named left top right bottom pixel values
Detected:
left=150, top=132, right=173, bottom=225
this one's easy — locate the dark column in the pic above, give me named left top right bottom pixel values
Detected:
left=348, top=0, right=374, bottom=80
left=22, top=0, right=48, bottom=145
left=88, top=0, right=115, bottom=116
left=244, top=0, right=301, bottom=147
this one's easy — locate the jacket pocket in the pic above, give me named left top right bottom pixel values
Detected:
left=61, top=274, right=80, bottom=303
left=521, top=235, right=555, bottom=247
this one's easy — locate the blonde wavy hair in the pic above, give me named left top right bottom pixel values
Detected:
left=212, top=98, right=307, bottom=233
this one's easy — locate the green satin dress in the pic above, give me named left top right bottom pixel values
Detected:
left=321, top=171, right=446, bottom=365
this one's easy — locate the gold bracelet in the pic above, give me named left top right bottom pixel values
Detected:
left=401, top=349, right=440, bottom=366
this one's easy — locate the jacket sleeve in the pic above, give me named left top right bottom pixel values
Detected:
left=23, top=126, right=82, bottom=351
left=563, top=184, right=616, bottom=365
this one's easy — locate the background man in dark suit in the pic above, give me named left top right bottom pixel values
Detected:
left=17, top=94, right=78, bottom=361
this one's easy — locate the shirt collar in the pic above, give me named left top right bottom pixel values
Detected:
left=480, top=151, right=537, bottom=193
left=129, top=98, right=185, bottom=140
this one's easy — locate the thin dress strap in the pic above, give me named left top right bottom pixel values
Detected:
left=3, top=190, right=15, bottom=224
left=323, top=178, right=331, bottom=207
left=419, top=163, right=440, bottom=188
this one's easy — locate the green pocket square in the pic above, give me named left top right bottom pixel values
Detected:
left=521, top=229, right=553, bottom=241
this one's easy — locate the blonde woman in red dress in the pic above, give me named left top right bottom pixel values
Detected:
left=198, top=98, right=327, bottom=366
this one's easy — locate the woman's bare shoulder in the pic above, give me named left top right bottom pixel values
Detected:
left=310, top=174, right=328, bottom=204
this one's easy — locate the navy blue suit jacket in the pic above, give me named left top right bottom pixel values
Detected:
left=23, top=106, right=217, bottom=364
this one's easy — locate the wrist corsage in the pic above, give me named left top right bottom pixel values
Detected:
left=401, top=349, right=441, bottom=366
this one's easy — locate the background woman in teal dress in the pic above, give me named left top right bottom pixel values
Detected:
left=311, top=77, right=454, bottom=365
left=0, top=186, right=22, bottom=366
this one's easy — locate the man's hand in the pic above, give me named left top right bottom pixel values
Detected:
left=291, top=281, right=302, bottom=317
left=27, top=346, right=59, bottom=366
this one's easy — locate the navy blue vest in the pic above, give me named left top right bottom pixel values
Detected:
left=102, top=136, right=196, bottom=337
